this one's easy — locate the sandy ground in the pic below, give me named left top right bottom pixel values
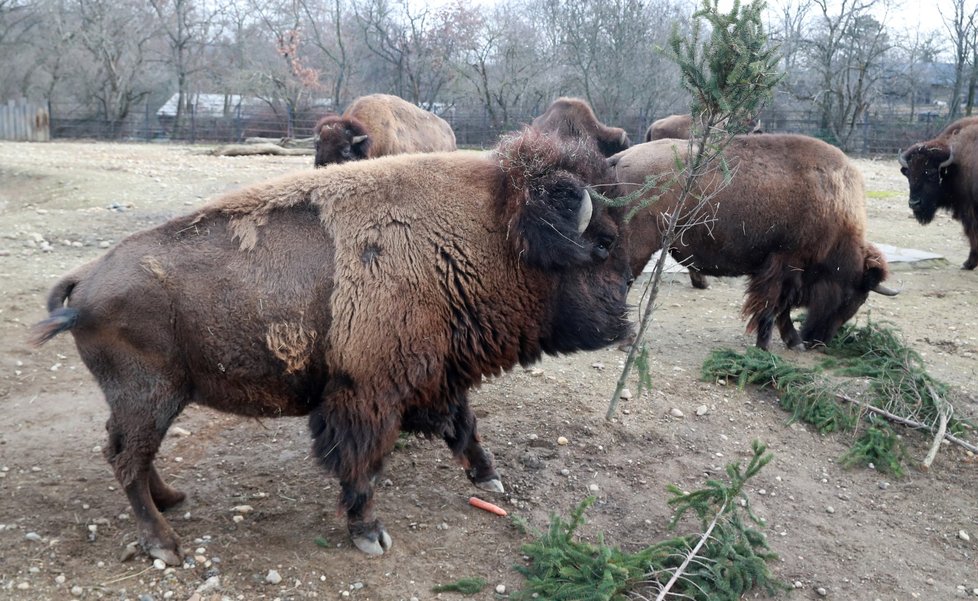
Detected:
left=0, top=141, right=975, bottom=601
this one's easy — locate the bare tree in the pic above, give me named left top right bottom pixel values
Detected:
left=940, top=0, right=976, bottom=119
left=808, top=0, right=891, bottom=150
left=453, top=1, right=551, bottom=129
left=298, top=0, right=351, bottom=108
left=72, top=0, right=159, bottom=132
left=148, top=0, right=222, bottom=138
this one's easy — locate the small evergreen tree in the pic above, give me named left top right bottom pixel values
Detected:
left=607, top=0, right=783, bottom=417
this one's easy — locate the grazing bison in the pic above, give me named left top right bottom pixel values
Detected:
left=611, top=134, right=897, bottom=350
left=644, top=113, right=763, bottom=142
left=30, top=130, right=632, bottom=563
left=899, top=117, right=978, bottom=270
left=532, top=97, right=631, bottom=157
left=313, top=93, right=456, bottom=167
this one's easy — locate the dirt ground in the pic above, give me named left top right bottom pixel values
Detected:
left=0, top=141, right=975, bottom=601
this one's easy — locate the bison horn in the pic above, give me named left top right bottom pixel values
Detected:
left=351, top=135, right=368, bottom=145
left=619, top=131, right=628, bottom=146
left=871, top=283, right=900, bottom=296
left=897, top=152, right=908, bottom=169
left=577, top=189, right=593, bottom=234
left=939, top=148, right=954, bottom=170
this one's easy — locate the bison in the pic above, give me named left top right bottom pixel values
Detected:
left=313, top=93, right=456, bottom=167
left=644, top=113, right=763, bottom=143
left=899, top=117, right=978, bottom=270
left=30, top=130, right=633, bottom=563
left=532, top=97, right=631, bottom=157
left=611, top=134, right=898, bottom=350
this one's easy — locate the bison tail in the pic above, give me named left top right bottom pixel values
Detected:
left=29, top=308, right=79, bottom=347
left=30, top=267, right=89, bottom=346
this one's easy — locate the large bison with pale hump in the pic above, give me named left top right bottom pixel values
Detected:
left=899, top=116, right=978, bottom=270
left=532, top=97, right=631, bottom=157
left=30, top=129, right=632, bottom=563
left=313, top=93, right=456, bottom=167
left=611, top=134, right=897, bottom=350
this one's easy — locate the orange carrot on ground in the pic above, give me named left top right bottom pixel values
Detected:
left=468, top=496, right=508, bottom=516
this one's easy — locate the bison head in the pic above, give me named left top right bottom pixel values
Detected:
left=493, top=129, right=633, bottom=353
left=800, top=242, right=897, bottom=348
left=314, top=115, right=371, bottom=167
left=899, top=142, right=953, bottom=224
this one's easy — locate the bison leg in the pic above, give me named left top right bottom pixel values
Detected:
left=309, top=387, right=398, bottom=556
left=104, top=399, right=186, bottom=566
left=442, top=400, right=503, bottom=494
left=148, top=465, right=186, bottom=511
left=688, top=270, right=710, bottom=290
left=776, top=310, right=804, bottom=350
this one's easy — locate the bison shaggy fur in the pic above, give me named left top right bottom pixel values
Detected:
left=30, top=129, right=632, bottom=563
left=314, top=93, right=456, bottom=167
left=611, top=134, right=895, bottom=350
left=532, top=97, right=631, bottom=157
left=899, top=117, right=978, bottom=270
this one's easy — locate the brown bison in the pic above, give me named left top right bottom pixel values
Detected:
left=644, top=113, right=763, bottom=142
left=532, top=97, right=631, bottom=157
left=313, top=93, right=456, bottom=167
left=30, top=130, right=632, bottom=563
left=611, top=134, right=897, bottom=350
left=899, top=117, right=978, bottom=270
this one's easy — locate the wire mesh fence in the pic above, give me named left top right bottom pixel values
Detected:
left=36, top=99, right=960, bottom=156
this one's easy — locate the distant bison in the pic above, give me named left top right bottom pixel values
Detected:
left=644, top=113, right=763, bottom=142
left=30, top=129, right=632, bottom=563
left=532, top=97, right=631, bottom=157
left=313, top=93, right=456, bottom=166
left=612, top=134, right=897, bottom=350
left=899, top=117, right=978, bottom=270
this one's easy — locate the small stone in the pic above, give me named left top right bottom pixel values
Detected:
left=71, top=586, right=84, bottom=597
left=196, top=575, right=221, bottom=594
left=24, top=532, right=42, bottom=542
left=695, top=404, right=708, bottom=416
left=793, top=581, right=803, bottom=589
left=99, top=241, right=111, bottom=249
left=927, top=577, right=935, bottom=585
left=528, top=368, right=544, bottom=377
left=560, top=468, right=570, bottom=476
left=591, top=362, right=604, bottom=369
left=496, top=584, right=507, bottom=594
left=352, top=582, right=364, bottom=590
left=878, top=481, right=890, bottom=490
left=557, top=436, right=569, bottom=446
left=958, top=530, right=971, bottom=542
left=171, top=426, right=191, bottom=437
left=669, top=407, right=684, bottom=418
left=620, top=388, right=633, bottom=400
left=266, top=569, right=282, bottom=584
left=588, top=483, right=599, bottom=493
left=825, top=506, right=835, bottom=514
left=232, top=515, right=245, bottom=523
left=153, top=558, right=167, bottom=570
left=55, top=574, right=66, bottom=585
left=816, top=586, right=827, bottom=596
left=196, top=546, right=206, bottom=554
left=231, top=505, right=253, bottom=514
left=16, top=582, right=29, bottom=590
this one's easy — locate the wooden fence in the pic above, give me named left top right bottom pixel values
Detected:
left=0, top=99, right=50, bottom=141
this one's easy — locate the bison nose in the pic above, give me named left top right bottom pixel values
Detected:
left=908, top=197, right=921, bottom=209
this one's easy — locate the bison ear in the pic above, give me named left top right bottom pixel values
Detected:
left=512, top=181, right=595, bottom=270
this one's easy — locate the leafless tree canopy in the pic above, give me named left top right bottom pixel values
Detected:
left=0, top=0, right=973, bottom=151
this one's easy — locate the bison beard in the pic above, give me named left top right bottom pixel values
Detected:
left=29, top=129, right=632, bottom=562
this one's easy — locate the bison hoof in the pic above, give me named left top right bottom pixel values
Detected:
left=147, top=544, right=183, bottom=566
left=352, top=529, right=393, bottom=556
left=475, top=478, right=505, bottom=494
